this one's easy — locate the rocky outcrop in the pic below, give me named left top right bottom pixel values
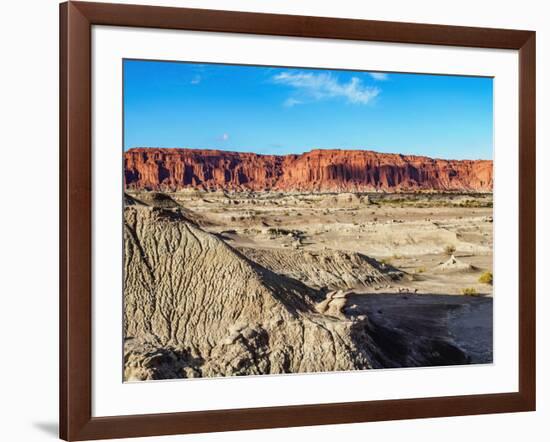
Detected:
left=123, top=204, right=372, bottom=380
left=125, top=147, right=493, bottom=192
left=237, top=248, right=403, bottom=290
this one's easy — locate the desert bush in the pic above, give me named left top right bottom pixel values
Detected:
left=461, top=287, right=479, bottom=296
left=444, top=245, right=456, bottom=255
left=267, top=228, right=304, bottom=239
left=478, top=271, right=493, bottom=285
left=416, top=267, right=426, bottom=273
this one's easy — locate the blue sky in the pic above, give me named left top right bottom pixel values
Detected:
left=123, top=59, right=493, bottom=160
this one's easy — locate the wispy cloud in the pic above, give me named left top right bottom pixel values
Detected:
left=369, top=72, right=389, bottom=81
left=273, top=71, right=380, bottom=105
left=220, top=133, right=229, bottom=141
left=283, top=98, right=302, bottom=107
left=190, top=75, right=201, bottom=85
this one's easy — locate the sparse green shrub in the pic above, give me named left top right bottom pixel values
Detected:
left=416, top=267, right=426, bottom=273
left=478, top=271, right=493, bottom=285
left=266, top=228, right=304, bottom=239
left=461, top=287, right=479, bottom=296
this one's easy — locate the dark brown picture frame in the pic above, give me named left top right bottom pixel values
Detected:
left=60, top=1, right=536, bottom=440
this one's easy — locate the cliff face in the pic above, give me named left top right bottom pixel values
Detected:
left=124, top=148, right=493, bottom=192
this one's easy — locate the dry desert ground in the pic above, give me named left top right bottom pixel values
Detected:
left=123, top=190, right=493, bottom=380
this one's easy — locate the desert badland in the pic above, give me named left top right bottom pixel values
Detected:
left=123, top=148, right=493, bottom=381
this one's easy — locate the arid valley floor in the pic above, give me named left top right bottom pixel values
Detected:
left=123, top=190, right=493, bottom=381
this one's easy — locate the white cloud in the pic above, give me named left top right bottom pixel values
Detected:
left=221, top=133, right=229, bottom=141
left=190, top=75, right=201, bottom=85
left=273, top=71, right=380, bottom=105
left=283, top=98, right=302, bottom=107
left=369, top=72, right=389, bottom=81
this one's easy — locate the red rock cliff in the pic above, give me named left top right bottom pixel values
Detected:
left=124, top=148, right=493, bottom=192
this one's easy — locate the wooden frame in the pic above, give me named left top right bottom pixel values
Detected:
left=60, top=1, right=536, bottom=440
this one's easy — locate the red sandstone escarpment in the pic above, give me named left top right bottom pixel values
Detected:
left=124, top=148, right=493, bottom=192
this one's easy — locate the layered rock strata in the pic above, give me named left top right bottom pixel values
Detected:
left=125, top=147, right=493, bottom=192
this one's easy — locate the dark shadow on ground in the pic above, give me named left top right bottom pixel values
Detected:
left=346, top=293, right=493, bottom=368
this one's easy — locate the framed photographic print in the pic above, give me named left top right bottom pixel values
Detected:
left=60, top=1, right=536, bottom=440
